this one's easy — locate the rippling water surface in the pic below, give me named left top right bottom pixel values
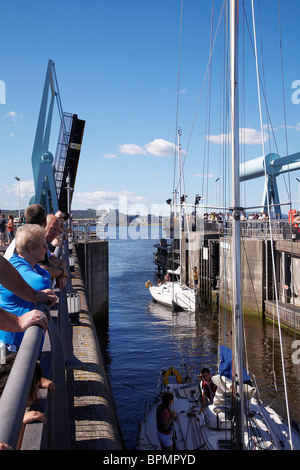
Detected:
left=98, top=225, right=300, bottom=449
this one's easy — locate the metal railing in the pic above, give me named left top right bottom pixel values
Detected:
left=72, top=220, right=96, bottom=242
left=0, top=303, right=49, bottom=449
left=179, top=218, right=297, bottom=241
left=222, top=219, right=297, bottom=240
left=0, top=241, right=76, bottom=450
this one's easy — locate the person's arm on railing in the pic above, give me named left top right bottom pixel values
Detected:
left=0, top=256, right=57, bottom=305
left=17, top=409, right=47, bottom=450
left=39, top=246, right=68, bottom=291
left=0, top=256, right=56, bottom=333
left=0, top=306, right=48, bottom=333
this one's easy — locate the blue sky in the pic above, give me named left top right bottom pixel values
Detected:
left=1, top=0, right=300, bottom=216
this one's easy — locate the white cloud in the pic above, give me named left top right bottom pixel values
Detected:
left=5, top=111, right=23, bottom=121
left=4, top=111, right=23, bottom=136
left=6, top=111, right=17, bottom=118
left=193, top=173, right=214, bottom=178
left=284, top=123, right=300, bottom=131
left=72, top=189, right=147, bottom=209
left=144, top=139, right=175, bottom=157
left=3, top=179, right=35, bottom=199
left=103, top=153, right=118, bottom=159
left=117, top=138, right=176, bottom=158
left=119, top=144, right=146, bottom=155
left=206, top=127, right=269, bottom=145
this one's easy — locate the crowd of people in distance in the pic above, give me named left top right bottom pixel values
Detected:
left=0, top=203, right=71, bottom=450
left=169, top=209, right=278, bottom=234
left=202, top=210, right=270, bottom=222
left=203, top=209, right=300, bottom=229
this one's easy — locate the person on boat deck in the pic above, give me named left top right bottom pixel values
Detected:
left=193, top=266, right=198, bottom=288
left=165, top=273, right=171, bottom=283
left=156, top=392, right=178, bottom=450
left=199, top=367, right=217, bottom=413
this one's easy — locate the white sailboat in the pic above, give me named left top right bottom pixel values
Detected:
left=138, top=0, right=300, bottom=450
left=147, top=278, right=196, bottom=312
left=146, top=129, right=197, bottom=312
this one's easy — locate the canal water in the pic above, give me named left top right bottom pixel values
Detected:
left=100, top=225, right=300, bottom=450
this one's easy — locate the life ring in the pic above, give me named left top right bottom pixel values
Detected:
left=145, top=280, right=153, bottom=289
left=163, top=367, right=183, bottom=386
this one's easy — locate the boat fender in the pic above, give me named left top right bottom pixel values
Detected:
left=163, top=367, right=183, bottom=386
left=145, top=280, right=153, bottom=288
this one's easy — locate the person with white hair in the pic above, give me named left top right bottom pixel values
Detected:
left=0, top=255, right=55, bottom=333
left=0, top=224, right=52, bottom=352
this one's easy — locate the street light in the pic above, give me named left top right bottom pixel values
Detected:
left=14, top=177, right=20, bottom=220
left=215, top=177, right=220, bottom=208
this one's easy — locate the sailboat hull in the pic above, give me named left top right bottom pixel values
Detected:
left=149, top=282, right=196, bottom=312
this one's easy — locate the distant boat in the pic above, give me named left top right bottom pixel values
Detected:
left=146, top=278, right=196, bottom=312
left=146, top=129, right=197, bottom=312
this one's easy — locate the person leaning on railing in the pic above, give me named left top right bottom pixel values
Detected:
left=4, top=205, right=68, bottom=290
left=0, top=224, right=56, bottom=353
left=0, top=254, right=56, bottom=333
left=39, top=214, right=68, bottom=290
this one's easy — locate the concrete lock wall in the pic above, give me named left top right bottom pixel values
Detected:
left=219, top=238, right=265, bottom=315
left=75, top=240, right=109, bottom=319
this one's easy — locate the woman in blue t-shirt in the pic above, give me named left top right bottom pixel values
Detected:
left=0, top=224, right=51, bottom=351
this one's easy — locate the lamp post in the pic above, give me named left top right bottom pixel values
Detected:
left=166, top=198, right=173, bottom=239
left=14, top=177, right=20, bottom=220
left=215, top=177, right=220, bottom=208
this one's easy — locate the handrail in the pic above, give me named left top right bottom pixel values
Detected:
left=0, top=302, right=49, bottom=449
left=71, top=218, right=300, bottom=244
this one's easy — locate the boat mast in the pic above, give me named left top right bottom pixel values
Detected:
left=230, top=0, right=245, bottom=449
left=178, top=128, right=182, bottom=285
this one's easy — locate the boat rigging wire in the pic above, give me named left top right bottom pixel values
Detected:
left=278, top=0, right=290, bottom=197
left=250, top=0, right=293, bottom=449
left=202, top=0, right=215, bottom=209
left=180, top=0, right=226, bottom=174
left=240, top=0, right=292, bottom=207
left=173, top=0, right=184, bottom=196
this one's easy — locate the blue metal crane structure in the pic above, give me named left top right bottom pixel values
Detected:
left=30, top=59, right=85, bottom=214
left=239, top=152, right=300, bottom=217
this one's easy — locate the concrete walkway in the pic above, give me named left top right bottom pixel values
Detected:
left=66, top=254, right=123, bottom=450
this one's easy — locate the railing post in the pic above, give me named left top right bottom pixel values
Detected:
left=46, top=316, right=71, bottom=449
